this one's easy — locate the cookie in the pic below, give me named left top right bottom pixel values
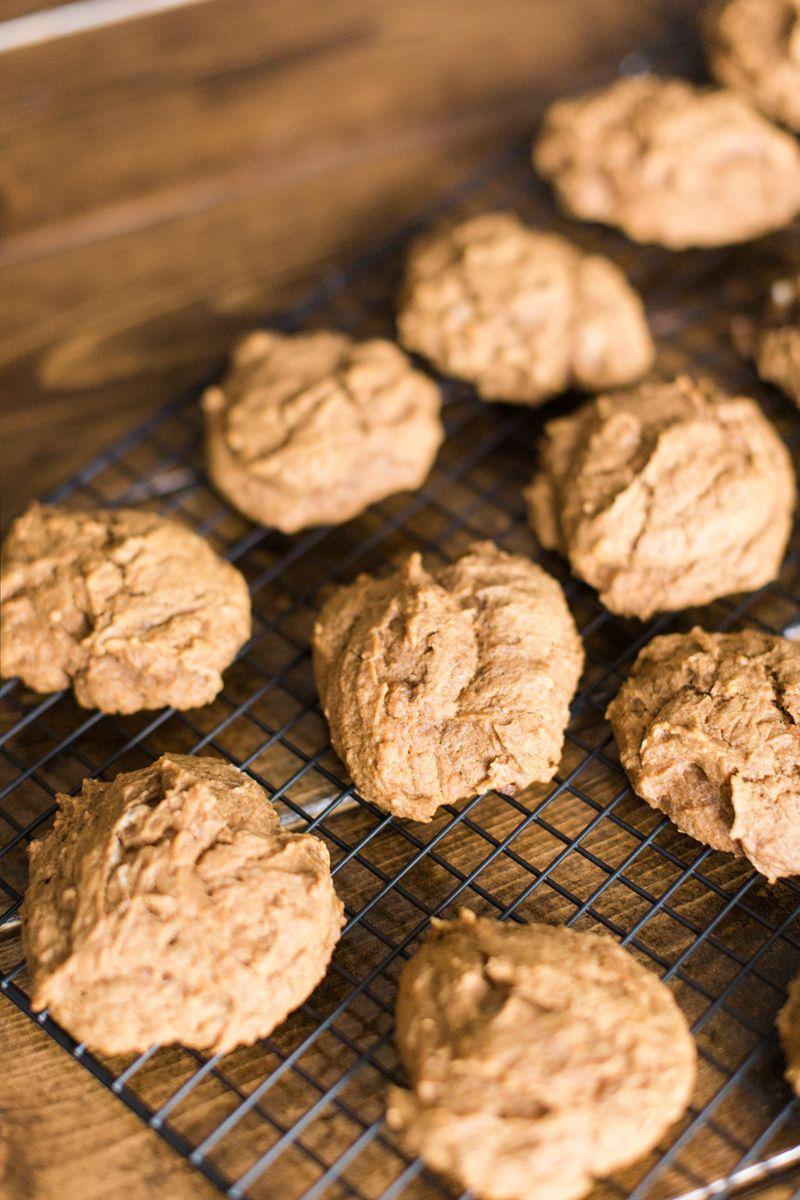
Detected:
left=607, top=627, right=800, bottom=882
left=777, top=968, right=800, bottom=1094
left=0, top=503, right=250, bottom=713
left=312, top=541, right=583, bottom=821
left=533, top=74, right=800, bottom=248
left=396, top=212, right=653, bottom=404
left=203, top=330, right=443, bottom=533
left=22, top=755, right=344, bottom=1055
left=387, top=910, right=696, bottom=1200
left=703, top=0, right=800, bottom=133
left=736, top=268, right=800, bottom=406
left=526, top=376, right=794, bottom=619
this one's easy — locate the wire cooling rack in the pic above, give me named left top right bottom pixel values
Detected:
left=4, top=73, right=800, bottom=1200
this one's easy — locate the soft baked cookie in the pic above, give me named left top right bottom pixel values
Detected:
left=526, top=376, right=794, bottom=619
left=387, top=910, right=696, bottom=1200
left=607, top=627, right=800, bottom=882
left=396, top=212, right=653, bottom=404
left=703, top=0, right=800, bottom=132
left=533, top=74, right=800, bottom=248
left=0, top=503, right=250, bottom=713
left=23, top=754, right=344, bottom=1055
left=736, top=269, right=800, bottom=406
left=777, top=968, right=800, bottom=1094
left=312, top=541, right=583, bottom=821
left=203, top=330, right=443, bottom=533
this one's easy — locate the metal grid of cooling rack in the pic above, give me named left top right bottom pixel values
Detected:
left=4, top=95, right=800, bottom=1200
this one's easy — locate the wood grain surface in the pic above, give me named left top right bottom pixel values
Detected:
left=0, top=999, right=218, bottom=1200
left=5, top=3, right=796, bottom=1200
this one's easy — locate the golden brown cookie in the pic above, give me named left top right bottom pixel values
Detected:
left=396, top=212, right=653, bottom=404
left=203, top=330, right=443, bottom=533
left=387, top=910, right=696, bottom=1200
left=526, top=376, right=794, bottom=619
left=607, top=627, right=800, bottom=882
left=0, top=503, right=250, bottom=713
left=312, top=541, right=583, bottom=821
left=777, top=969, right=800, bottom=1094
left=703, top=0, right=800, bottom=132
left=534, top=74, right=800, bottom=248
left=22, top=755, right=344, bottom=1055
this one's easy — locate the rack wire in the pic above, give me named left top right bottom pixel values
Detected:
left=3, top=53, right=800, bottom=1200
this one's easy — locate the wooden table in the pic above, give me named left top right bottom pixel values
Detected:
left=2, top=3, right=796, bottom=1198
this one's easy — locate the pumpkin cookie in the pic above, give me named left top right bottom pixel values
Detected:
left=534, top=74, right=800, bottom=247
left=312, top=541, right=583, bottom=821
left=203, top=330, right=443, bottom=533
left=526, top=376, right=794, bottom=619
left=23, top=755, right=344, bottom=1055
left=703, top=0, right=800, bottom=132
left=397, top=213, right=653, bottom=403
left=0, top=503, right=250, bottom=713
left=607, top=627, right=800, bottom=882
left=387, top=910, right=696, bottom=1200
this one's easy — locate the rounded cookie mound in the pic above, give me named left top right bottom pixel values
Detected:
left=0, top=503, right=250, bottom=713
left=312, top=541, right=583, bottom=821
left=396, top=212, right=653, bottom=404
left=387, top=910, right=696, bottom=1200
left=533, top=74, right=800, bottom=248
left=607, top=627, right=800, bottom=882
left=777, top=968, right=800, bottom=1094
left=703, top=0, right=800, bottom=133
left=203, top=330, right=443, bottom=533
left=526, top=376, right=794, bottom=619
left=22, top=754, right=344, bottom=1055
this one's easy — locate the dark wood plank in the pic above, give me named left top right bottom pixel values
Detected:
left=0, top=982, right=218, bottom=1200
left=0, top=0, right=663, bottom=241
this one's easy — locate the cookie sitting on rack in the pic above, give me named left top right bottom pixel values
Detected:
left=312, top=540, right=583, bottom=821
left=387, top=910, right=696, bottom=1200
left=0, top=502, right=250, bottom=713
left=607, top=627, right=800, bottom=882
left=22, top=754, right=344, bottom=1055
left=526, top=375, right=795, bottom=620
left=534, top=74, right=800, bottom=248
left=203, top=330, right=443, bottom=533
left=396, top=212, right=653, bottom=404
left=702, top=0, right=800, bottom=133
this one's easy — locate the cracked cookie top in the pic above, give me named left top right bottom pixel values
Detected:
left=526, top=376, right=795, bottom=619
left=703, top=0, right=800, bottom=132
left=607, top=627, right=800, bottom=881
left=387, top=910, right=696, bottom=1200
left=534, top=74, right=800, bottom=247
left=203, top=330, right=443, bottom=533
left=0, top=503, right=251, bottom=713
left=396, top=212, right=653, bottom=404
left=22, top=754, right=344, bottom=1054
left=312, top=541, right=583, bottom=821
